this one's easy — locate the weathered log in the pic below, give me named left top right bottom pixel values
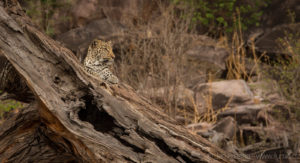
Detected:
left=0, top=1, right=245, bottom=162
left=0, top=53, right=34, bottom=102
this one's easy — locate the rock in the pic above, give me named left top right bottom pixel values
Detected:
left=212, top=116, right=237, bottom=140
left=254, top=23, right=300, bottom=56
left=98, top=0, right=158, bottom=23
left=179, top=35, right=228, bottom=87
left=247, top=80, right=282, bottom=103
left=240, top=126, right=287, bottom=143
left=242, top=58, right=269, bottom=78
left=56, top=18, right=125, bottom=62
left=223, top=141, right=250, bottom=161
left=209, top=131, right=227, bottom=148
left=187, top=117, right=237, bottom=145
left=260, top=1, right=300, bottom=28
left=218, top=104, right=269, bottom=125
left=206, top=117, right=238, bottom=148
left=186, top=45, right=229, bottom=70
left=237, top=125, right=300, bottom=162
left=139, top=85, right=194, bottom=109
left=245, top=0, right=300, bottom=43
left=194, top=80, right=254, bottom=110
left=71, top=0, right=100, bottom=27
left=71, top=0, right=159, bottom=27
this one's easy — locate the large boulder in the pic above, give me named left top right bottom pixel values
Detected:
left=70, top=0, right=100, bottom=27
left=186, top=44, right=229, bottom=70
left=260, top=0, right=300, bottom=28
left=217, top=104, right=270, bottom=125
left=254, top=23, right=300, bottom=55
left=138, top=85, right=194, bottom=110
left=56, top=18, right=125, bottom=62
left=71, top=0, right=159, bottom=27
left=212, top=116, right=237, bottom=140
left=193, top=80, right=254, bottom=111
left=188, top=117, right=237, bottom=146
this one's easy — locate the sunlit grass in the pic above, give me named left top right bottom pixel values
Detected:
left=0, top=99, right=24, bottom=120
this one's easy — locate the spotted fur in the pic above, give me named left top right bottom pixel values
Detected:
left=83, top=39, right=118, bottom=84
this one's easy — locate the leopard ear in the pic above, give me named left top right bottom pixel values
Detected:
left=91, top=39, right=98, bottom=47
left=107, top=41, right=112, bottom=45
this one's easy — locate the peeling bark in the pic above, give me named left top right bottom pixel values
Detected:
left=0, top=1, right=245, bottom=162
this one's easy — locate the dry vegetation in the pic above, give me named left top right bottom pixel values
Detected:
left=1, top=0, right=300, bottom=129
left=114, top=2, right=198, bottom=118
left=1, top=1, right=300, bottom=162
left=112, top=2, right=264, bottom=123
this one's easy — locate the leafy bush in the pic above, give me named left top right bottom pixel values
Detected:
left=21, top=0, right=72, bottom=36
left=172, top=0, right=272, bottom=35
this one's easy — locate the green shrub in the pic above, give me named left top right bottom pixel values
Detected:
left=172, top=0, right=272, bottom=35
left=22, top=0, right=72, bottom=36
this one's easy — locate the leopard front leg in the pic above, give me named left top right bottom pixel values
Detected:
left=99, top=68, right=119, bottom=84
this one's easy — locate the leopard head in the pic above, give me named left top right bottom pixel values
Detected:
left=85, top=39, right=115, bottom=66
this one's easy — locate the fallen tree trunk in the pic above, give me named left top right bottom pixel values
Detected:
left=0, top=1, right=244, bottom=162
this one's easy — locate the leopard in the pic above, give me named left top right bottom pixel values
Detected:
left=83, top=39, right=119, bottom=84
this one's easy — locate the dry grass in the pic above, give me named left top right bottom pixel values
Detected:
left=225, top=14, right=263, bottom=82
left=268, top=34, right=300, bottom=120
left=114, top=1, right=196, bottom=118
left=112, top=1, right=259, bottom=124
left=197, top=73, right=233, bottom=123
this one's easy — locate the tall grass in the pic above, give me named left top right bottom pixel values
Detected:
left=225, top=12, right=262, bottom=82
left=115, top=2, right=196, bottom=118
left=267, top=33, right=300, bottom=120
